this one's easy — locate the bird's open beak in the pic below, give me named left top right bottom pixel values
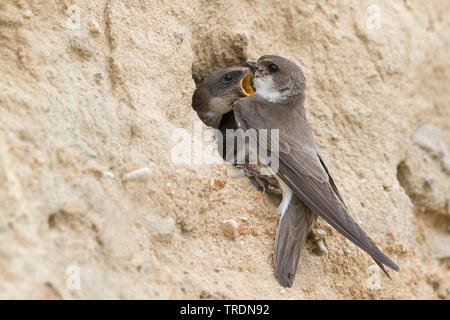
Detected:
left=239, top=71, right=254, bottom=96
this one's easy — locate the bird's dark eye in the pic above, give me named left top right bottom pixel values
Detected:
left=268, top=64, right=279, bottom=73
left=223, top=74, right=233, bottom=81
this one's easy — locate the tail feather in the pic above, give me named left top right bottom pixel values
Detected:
left=274, top=196, right=316, bottom=287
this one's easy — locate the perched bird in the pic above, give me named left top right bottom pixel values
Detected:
left=192, top=65, right=319, bottom=286
left=234, top=55, right=399, bottom=287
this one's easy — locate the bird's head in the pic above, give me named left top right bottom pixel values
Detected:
left=192, top=66, right=254, bottom=127
left=245, top=55, right=305, bottom=103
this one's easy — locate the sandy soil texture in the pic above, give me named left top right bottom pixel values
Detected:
left=0, top=0, right=448, bottom=299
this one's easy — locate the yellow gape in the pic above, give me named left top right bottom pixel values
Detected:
left=240, top=73, right=254, bottom=96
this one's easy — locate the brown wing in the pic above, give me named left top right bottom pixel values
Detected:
left=234, top=96, right=399, bottom=272
left=274, top=196, right=316, bottom=287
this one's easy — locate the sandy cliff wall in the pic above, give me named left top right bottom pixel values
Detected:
left=0, top=0, right=449, bottom=299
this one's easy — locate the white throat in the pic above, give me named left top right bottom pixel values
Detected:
left=254, top=77, right=289, bottom=103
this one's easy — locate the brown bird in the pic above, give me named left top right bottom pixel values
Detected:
left=192, top=66, right=253, bottom=164
left=192, top=66, right=253, bottom=128
left=234, top=55, right=399, bottom=287
left=192, top=65, right=320, bottom=286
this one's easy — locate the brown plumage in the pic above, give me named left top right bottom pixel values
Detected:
left=234, top=55, right=399, bottom=286
left=274, top=196, right=316, bottom=287
left=192, top=66, right=252, bottom=128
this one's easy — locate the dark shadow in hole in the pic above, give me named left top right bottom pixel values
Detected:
left=217, top=110, right=237, bottom=161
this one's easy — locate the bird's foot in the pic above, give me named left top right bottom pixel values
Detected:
left=267, top=184, right=281, bottom=195
left=248, top=176, right=267, bottom=193
left=235, top=164, right=280, bottom=194
left=235, top=164, right=269, bottom=179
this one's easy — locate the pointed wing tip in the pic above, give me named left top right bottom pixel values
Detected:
left=391, top=264, right=400, bottom=272
left=375, top=258, right=399, bottom=280
left=383, top=258, right=400, bottom=272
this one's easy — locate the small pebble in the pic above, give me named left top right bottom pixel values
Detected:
left=424, top=177, right=435, bottom=187
left=17, top=47, right=25, bottom=63
left=23, top=9, right=33, bottom=19
left=428, top=278, right=440, bottom=291
left=317, top=240, right=328, bottom=255
left=89, top=19, right=101, bottom=34
left=62, top=201, right=86, bottom=215
left=312, top=239, right=328, bottom=256
left=69, top=35, right=93, bottom=58
left=84, top=165, right=105, bottom=177
left=174, top=32, right=184, bottom=44
left=122, top=167, right=152, bottom=183
left=85, top=165, right=115, bottom=179
left=315, top=229, right=326, bottom=239
left=437, top=290, right=447, bottom=299
left=239, top=217, right=248, bottom=222
left=280, top=288, right=286, bottom=294
left=130, top=254, right=143, bottom=268
left=85, top=147, right=98, bottom=157
left=103, top=172, right=115, bottom=178
left=54, top=236, right=65, bottom=247
left=94, top=72, right=104, bottom=83
left=221, top=219, right=239, bottom=239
